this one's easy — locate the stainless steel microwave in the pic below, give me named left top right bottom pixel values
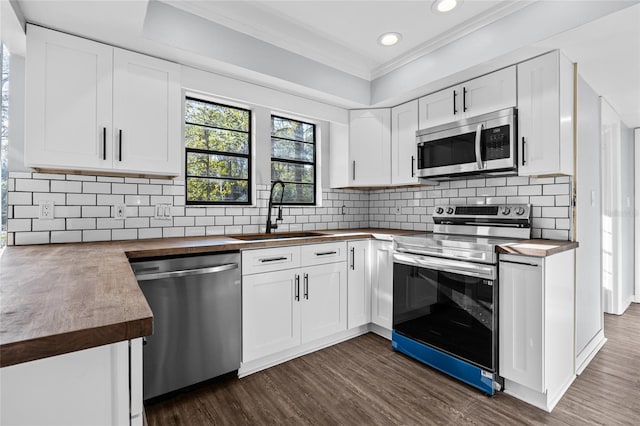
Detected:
left=416, top=107, right=517, bottom=180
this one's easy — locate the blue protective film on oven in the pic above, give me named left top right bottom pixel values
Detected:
left=391, top=330, right=495, bottom=396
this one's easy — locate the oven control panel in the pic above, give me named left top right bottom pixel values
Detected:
left=433, top=204, right=531, bottom=220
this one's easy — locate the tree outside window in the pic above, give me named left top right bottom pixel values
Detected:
left=271, top=116, right=316, bottom=205
left=185, top=98, right=251, bottom=205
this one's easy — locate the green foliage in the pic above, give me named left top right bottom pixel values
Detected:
left=185, top=99, right=250, bottom=204
left=270, top=116, right=316, bottom=204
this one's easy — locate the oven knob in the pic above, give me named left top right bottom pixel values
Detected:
left=435, top=207, right=444, bottom=214
left=502, top=207, right=511, bottom=215
left=446, top=207, right=454, bottom=214
left=514, top=207, right=526, bottom=216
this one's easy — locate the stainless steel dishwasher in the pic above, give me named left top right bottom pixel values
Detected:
left=131, top=252, right=241, bottom=400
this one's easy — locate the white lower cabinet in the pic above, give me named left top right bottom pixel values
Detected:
left=499, top=251, right=575, bottom=412
left=0, top=339, right=142, bottom=426
left=242, top=243, right=347, bottom=364
left=370, top=240, right=394, bottom=331
left=347, top=240, right=371, bottom=329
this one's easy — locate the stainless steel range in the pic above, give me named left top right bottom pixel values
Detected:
left=391, top=203, right=531, bottom=395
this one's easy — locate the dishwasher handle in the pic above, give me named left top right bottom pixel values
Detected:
left=135, top=263, right=238, bottom=281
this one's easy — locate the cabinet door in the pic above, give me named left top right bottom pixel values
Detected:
left=25, top=25, right=113, bottom=171
left=418, top=87, right=457, bottom=129
left=349, top=109, right=391, bottom=186
left=112, top=49, right=181, bottom=175
left=391, top=100, right=419, bottom=185
left=301, top=262, right=347, bottom=343
left=371, top=240, right=394, bottom=330
left=517, top=52, right=560, bottom=175
left=0, top=341, right=130, bottom=425
left=462, top=66, right=516, bottom=117
left=242, top=270, right=301, bottom=362
left=499, top=257, right=544, bottom=392
left=347, top=240, right=371, bottom=328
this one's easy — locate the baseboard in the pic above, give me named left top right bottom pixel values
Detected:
left=368, top=323, right=391, bottom=340
left=238, top=325, right=369, bottom=377
left=504, top=374, right=575, bottom=413
left=576, top=330, right=607, bottom=375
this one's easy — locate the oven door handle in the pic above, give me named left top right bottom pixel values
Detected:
left=393, top=252, right=496, bottom=281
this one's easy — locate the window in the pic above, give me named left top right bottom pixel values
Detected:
left=185, top=98, right=251, bottom=204
left=271, top=115, right=316, bottom=205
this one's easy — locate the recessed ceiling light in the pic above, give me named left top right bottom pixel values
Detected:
left=432, top=0, right=461, bottom=13
left=378, top=32, right=402, bottom=46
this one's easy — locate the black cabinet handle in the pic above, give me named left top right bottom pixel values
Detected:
left=259, top=256, right=288, bottom=263
left=295, top=274, right=300, bottom=301
left=522, top=137, right=527, bottom=166
left=350, top=247, right=355, bottom=270
left=411, top=155, right=415, bottom=178
left=303, top=273, right=309, bottom=299
left=453, top=90, right=457, bottom=114
left=118, top=129, right=123, bottom=162
left=463, top=87, right=467, bottom=112
left=315, top=251, right=337, bottom=256
left=102, top=127, right=106, bottom=160
left=352, top=160, right=356, bottom=180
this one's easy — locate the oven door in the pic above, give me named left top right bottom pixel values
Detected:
left=393, top=253, right=497, bottom=371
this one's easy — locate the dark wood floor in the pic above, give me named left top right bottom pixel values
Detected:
left=146, top=304, right=640, bottom=425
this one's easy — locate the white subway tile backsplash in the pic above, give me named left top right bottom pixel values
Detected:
left=82, top=230, right=111, bottom=242
left=51, top=231, right=82, bottom=244
left=9, top=171, right=32, bottom=179
left=15, top=232, right=49, bottom=245
left=6, top=172, right=573, bottom=244
left=83, top=182, right=111, bottom=194
left=82, top=206, right=111, bottom=217
left=51, top=180, right=82, bottom=193
left=112, top=229, right=138, bottom=240
left=16, top=179, right=49, bottom=192
left=32, top=219, right=66, bottom=231
left=67, top=218, right=96, bottom=230
left=138, top=228, right=162, bottom=239
left=542, top=229, right=569, bottom=240
left=67, top=193, right=96, bottom=205
left=8, top=192, right=32, bottom=205
left=33, top=192, right=65, bottom=205
left=8, top=219, right=31, bottom=232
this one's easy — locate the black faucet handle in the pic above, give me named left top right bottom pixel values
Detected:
left=277, top=206, right=283, bottom=221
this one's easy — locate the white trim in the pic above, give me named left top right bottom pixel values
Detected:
left=369, top=323, right=392, bottom=340
left=371, top=1, right=534, bottom=79
left=575, top=331, right=607, bottom=375
left=504, top=374, right=576, bottom=413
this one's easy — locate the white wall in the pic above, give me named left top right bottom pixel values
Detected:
left=601, top=99, right=635, bottom=315
left=575, top=75, right=603, bottom=360
left=636, top=128, right=640, bottom=303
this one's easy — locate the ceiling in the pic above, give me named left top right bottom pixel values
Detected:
left=11, top=0, right=640, bottom=127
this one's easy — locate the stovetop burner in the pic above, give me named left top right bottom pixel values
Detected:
left=394, top=203, right=532, bottom=264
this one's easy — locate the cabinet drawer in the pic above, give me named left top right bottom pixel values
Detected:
left=242, top=246, right=301, bottom=275
left=300, top=242, right=347, bottom=266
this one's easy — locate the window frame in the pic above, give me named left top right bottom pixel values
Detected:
left=270, top=114, right=317, bottom=206
left=184, top=96, right=252, bottom=206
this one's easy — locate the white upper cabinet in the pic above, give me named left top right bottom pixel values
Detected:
left=25, top=26, right=113, bottom=171
left=391, top=100, right=419, bottom=185
left=25, top=25, right=181, bottom=176
left=418, top=66, right=516, bottom=129
left=517, top=51, right=574, bottom=176
left=348, top=109, right=392, bottom=186
left=112, top=49, right=181, bottom=175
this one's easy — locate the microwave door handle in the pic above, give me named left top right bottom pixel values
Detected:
left=475, top=123, right=484, bottom=170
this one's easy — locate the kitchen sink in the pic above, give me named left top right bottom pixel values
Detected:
left=231, top=232, right=325, bottom=241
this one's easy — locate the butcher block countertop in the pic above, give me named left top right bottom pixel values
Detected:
left=496, top=239, right=579, bottom=257
left=0, top=228, right=414, bottom=368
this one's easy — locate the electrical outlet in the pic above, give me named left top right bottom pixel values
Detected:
left=154, top=204, right=172, bottom=220
left=39, top=201, right=54, bottom=220
left=114, top=204, right=126, bottom=220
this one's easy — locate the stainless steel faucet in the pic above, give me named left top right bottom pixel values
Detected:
left=266, top=181, right=285, bottom=233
